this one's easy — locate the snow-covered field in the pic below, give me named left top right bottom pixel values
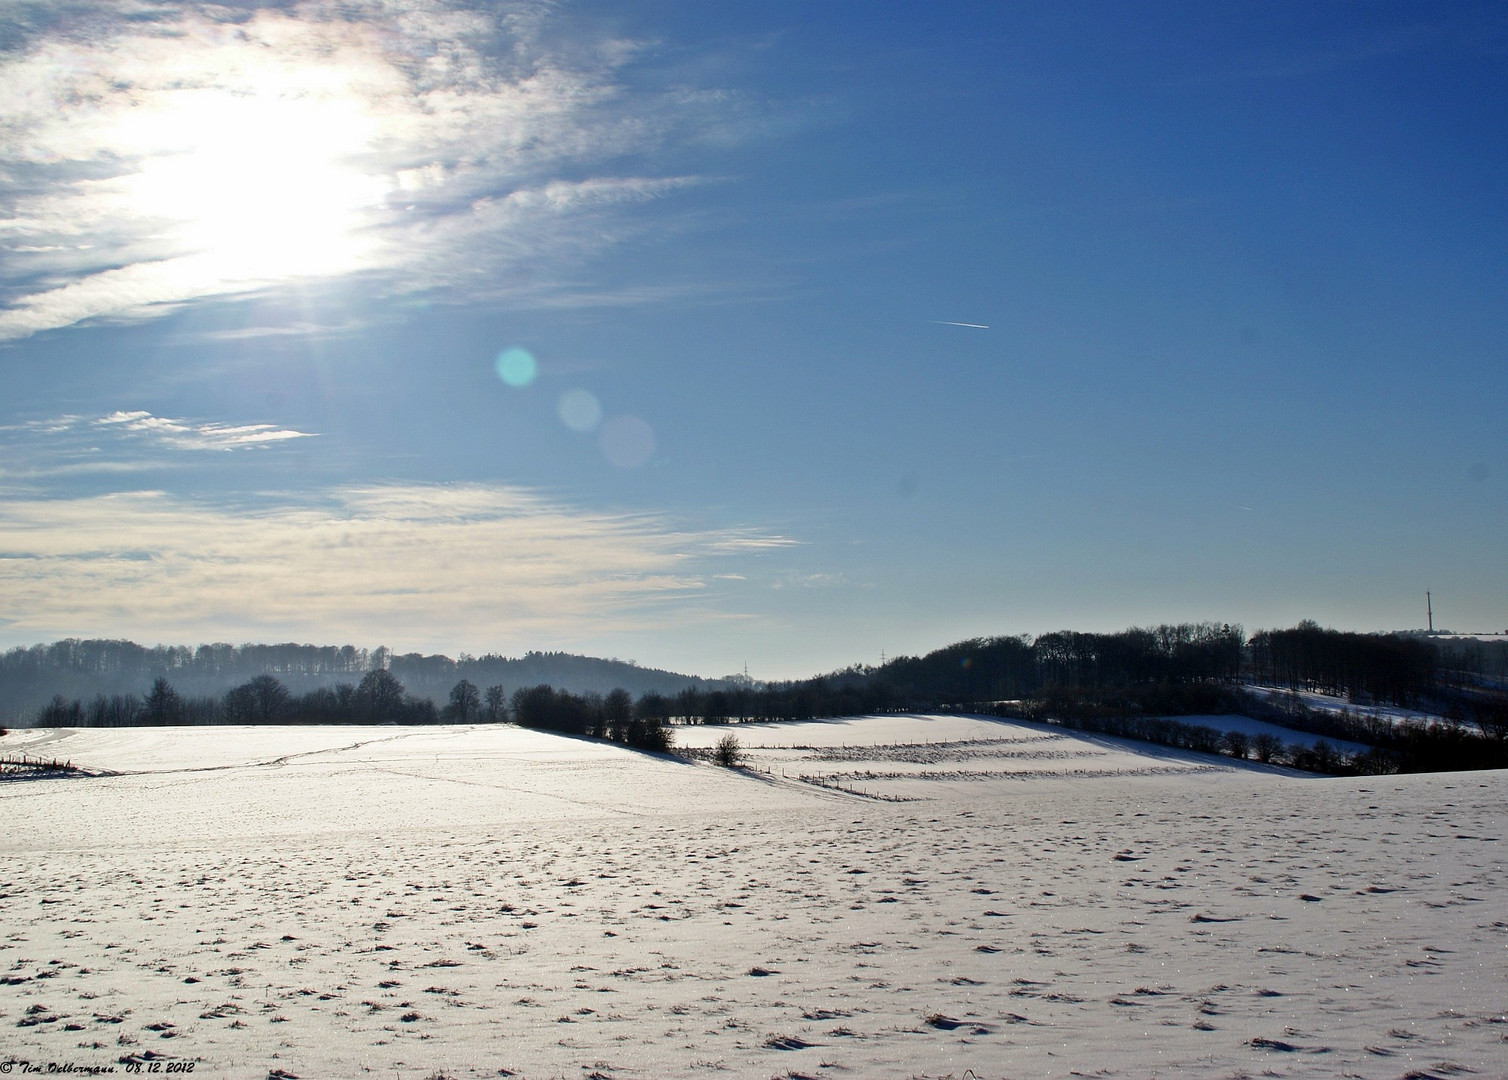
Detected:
left=2, top=718, right=1504, bottom=1079
left=1249, top=686, right=1452, bottom=729
left=673, top=713, right=1297, bottom=799
left=1158, top=714, right=1374, bottom=759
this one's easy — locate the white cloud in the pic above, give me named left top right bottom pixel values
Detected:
left=0, top=482, right=786, bottom=648
left=1, top=411, right=315, bottom=455
left=705, top=536, right=804, bottom=553
left=0, top=410, right=316, bottom=480
left=93, top=411, right=316, bottom=451
left=0, top=1, right=717, bottom=339
left=186, top=318, right=370, bottom=342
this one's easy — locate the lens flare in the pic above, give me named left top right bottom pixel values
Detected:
left=558, top=388, right=603, bottom=432
left=495, top=347, right=537, bottom=388
left=598, top=415, right=655, bottom=468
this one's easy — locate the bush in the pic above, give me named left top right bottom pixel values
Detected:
left=1251, top=732, right=1283, bottom=764
left=633, top=716, right=674, bottom=753
left=713, top=733, right=742, bottom=768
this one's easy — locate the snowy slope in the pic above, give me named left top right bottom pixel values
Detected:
left=1165, top=713, right=1374, bottom=757
left=673, top=713, right=1301, bottom=800
left=1250, top=686, right=1451, bottom=728
left=1, top=718, right=1503, bottom=1079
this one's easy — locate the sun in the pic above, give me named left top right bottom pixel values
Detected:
left=121, top=84, right=392, bottom=285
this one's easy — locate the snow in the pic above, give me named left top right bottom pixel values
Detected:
left=673, top=713, right=1305, bottom=800
left=2, top=717, right=1504, bottom=1079
left=1168, top=714, right=1374, bottom=758
left=1249, top=685, right=1449, bottom=728
left=673, top=712, right=1027, bottom=749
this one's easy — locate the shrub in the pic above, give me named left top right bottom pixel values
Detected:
left=1251, top=732, right=1283, bottom=764
left=713, top=733, right=742, bottom=768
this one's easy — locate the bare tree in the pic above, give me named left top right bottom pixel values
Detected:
left=444, top=678, right=481, bottom=723
left=355, top=668, right=406, bottom=723
left=1251, top=732, right=1283, bottom=764
left=603, top=688, right=633, bottom=742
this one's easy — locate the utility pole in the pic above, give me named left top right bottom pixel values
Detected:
left=1427, top=591, right=1433, bottom=633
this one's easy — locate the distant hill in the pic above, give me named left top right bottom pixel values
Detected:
left=0, top=639, right=725, bottom=723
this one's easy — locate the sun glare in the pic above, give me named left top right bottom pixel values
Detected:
left=121, top=87, right=390, bottom=283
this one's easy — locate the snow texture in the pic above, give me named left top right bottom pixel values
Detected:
left=1, top=717, right=1504, bottom=1078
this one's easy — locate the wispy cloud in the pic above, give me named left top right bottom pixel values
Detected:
left=771, top=571, right=856, bottom=590
left=0, top=1, right=724, bottom=339
left=2, top=410, right=315, bottom=453
left=0, top=482, right=790, bottom=648
left=0, top=410, right=316, bottom=479
left=704, top=535, right=804, bottom=553
left=185, top=318, right=385, bottom=343
left=92, top=411, right=316, bottom=451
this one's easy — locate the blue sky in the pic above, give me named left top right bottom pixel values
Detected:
left=1, top=1, right=1503, bottom=679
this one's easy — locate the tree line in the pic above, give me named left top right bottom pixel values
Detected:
left=1247, top=621, right=1436, bottom=705
left=10, top=623, right=1504, bottom=725
left=0, top=640, right=725, bottom=722
left=20, top=621, right=1508, bottom=775
left=36, top=670, right=442, bottom=727
left=23, top=621, right=1502, bottom=728
left=33, top=671, right=676, bottom=753
left=673, top=622, right=1246, bottom=723
left=976, top=683, right=1506, bottom=775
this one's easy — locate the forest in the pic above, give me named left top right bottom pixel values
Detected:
left=0, top=639, right=721, bottom=721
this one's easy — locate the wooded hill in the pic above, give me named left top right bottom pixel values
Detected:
left=0, top=639, right=727, bottom=722
left=6, top=623, right=1506, bottom=745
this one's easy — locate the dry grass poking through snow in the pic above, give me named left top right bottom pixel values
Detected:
left=0, top=717, right=1503, bottom=1078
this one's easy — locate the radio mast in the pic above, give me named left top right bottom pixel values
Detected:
left=1427, top=591, right=1433, bottom=633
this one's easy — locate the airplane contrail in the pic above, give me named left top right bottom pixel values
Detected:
left=932, top=320, right=989, bottom=329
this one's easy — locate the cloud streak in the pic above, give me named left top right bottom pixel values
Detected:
left=0, top=410, right=315, bottom=459
left=0, top=482, right=791, bottom=649
left=0, top=410, right=317, bottom=481
left=0, top=1, right=719, bottom=339
left=92, top=411, right=316, bottom=451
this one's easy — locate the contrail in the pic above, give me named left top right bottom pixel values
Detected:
left=932, top=320, right=989, bottom=329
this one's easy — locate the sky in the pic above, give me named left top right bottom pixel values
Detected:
left=0, top=0, right=1504, bottom=680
